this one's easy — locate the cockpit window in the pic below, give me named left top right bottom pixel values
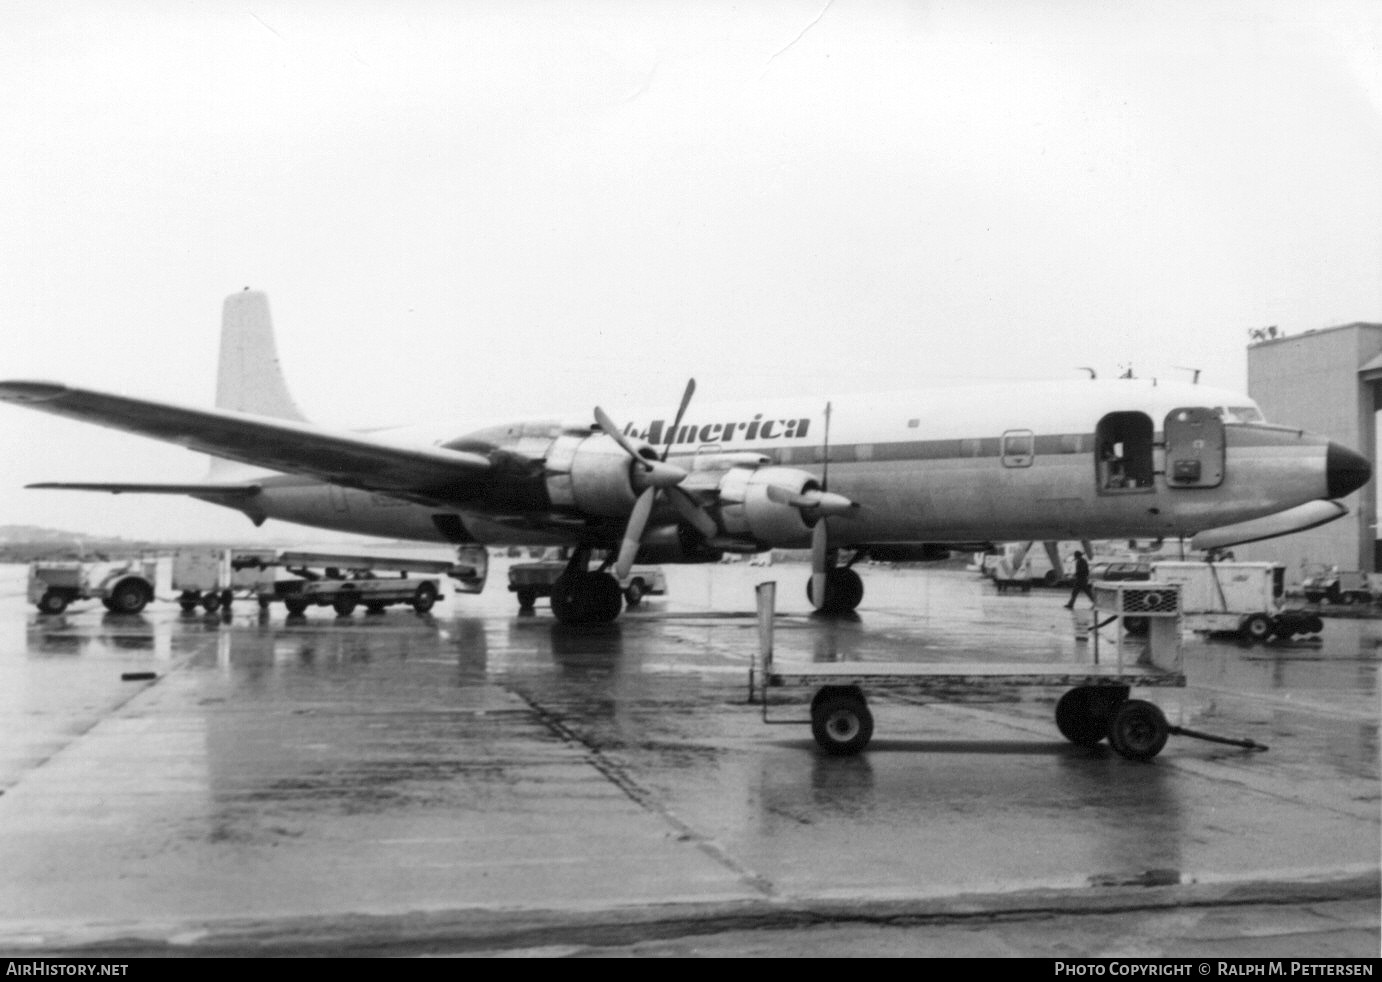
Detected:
left=1218, top=406, right=1265, bottom=424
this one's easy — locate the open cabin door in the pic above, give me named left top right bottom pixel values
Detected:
left=1163, top=407, right=1225, bottom=488
left=1094, top=412, right=1154, bottom=493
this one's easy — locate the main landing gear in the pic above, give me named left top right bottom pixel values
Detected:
left=549, top=547, right=624, bottom=626
left=807, top=566, right=865, bottom=616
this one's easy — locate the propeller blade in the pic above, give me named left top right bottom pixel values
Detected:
left=593, top=406, right=651, bottom=470
left=662, top=378, right=696, bottom=462
left=668, top=486, right=719, bottom=539
left=810, top=518, right=829, bottom=611
left=616, top=487, right=656, bottom=579
left=821, top=401, right=833, bottom=490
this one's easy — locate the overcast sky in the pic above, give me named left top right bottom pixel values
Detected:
left=2, top=0, right=1379, bottom=542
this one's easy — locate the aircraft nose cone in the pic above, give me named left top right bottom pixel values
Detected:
left=1327, top=441, right=1372, bottom=499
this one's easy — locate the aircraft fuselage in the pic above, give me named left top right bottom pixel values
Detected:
left=227, top=379, right=1361, bottom=554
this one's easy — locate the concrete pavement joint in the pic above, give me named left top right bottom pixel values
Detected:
left=502, top=682, right=779, bottom=900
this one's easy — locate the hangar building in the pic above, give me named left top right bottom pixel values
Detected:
left=1239, top=322, right=1382, bottom=579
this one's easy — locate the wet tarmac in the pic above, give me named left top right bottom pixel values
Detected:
left=0, top=560, right=1376, bottom=956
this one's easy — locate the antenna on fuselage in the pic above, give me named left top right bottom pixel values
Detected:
left=1077, top=367, right=1097, bottom=379
left=1174, top=366, right=1202, bottom=384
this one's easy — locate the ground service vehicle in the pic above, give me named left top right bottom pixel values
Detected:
left=28, top=558, right=158, bottom=615
left=171, top=548, right=278, bottom=613
left=1090, top=561, right=1152, bottom=582
left=1149, top=561, right=1321, bottom=642
left=509, top=560, right=667, bottom=611
left=1300, top=566, right=1375, bottom=605
left=258, top=550, right=471, bottom=616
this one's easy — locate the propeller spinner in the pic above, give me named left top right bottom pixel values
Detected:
left=594, top=379, right=717, bottom=579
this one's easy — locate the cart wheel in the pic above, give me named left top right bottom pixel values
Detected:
left=284, top=599, right=308, bottom=616
left=624, top=580, right=644, bottom=608
left=108, top=579, right=150, bottom=614
left=1055, top=686, right=1126, bottom=747
left=201, top=594, right=221, bottom=613
left=366, top=603, right=387, bottom=615
left=1239, top=613, right=1273, bottom=643
left=810, top=691, right=874, bottom=755
left=37, top=590, right=68, bottom=615
left=412, top=582, right=438, bottom=613
left=1107, top=700, right=1169, bottom=761
left=516, top=588, right=537, bottom=611
left=333, top=598, right=357, bottom=617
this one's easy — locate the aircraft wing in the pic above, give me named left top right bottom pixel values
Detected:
left=0, top=381, right=493, bottom=502
left=27, top=481, right=262, bottom=496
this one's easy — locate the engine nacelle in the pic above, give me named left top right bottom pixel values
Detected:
left=716, top=466, right=819, bottom=548
left=544, top=432, right=651, bottom=518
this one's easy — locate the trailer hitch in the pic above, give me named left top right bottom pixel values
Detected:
left=1168, top=724, right=1268, bottom=752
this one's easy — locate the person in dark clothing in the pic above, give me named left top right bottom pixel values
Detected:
left=1063, top=551, right=1095, bottom=608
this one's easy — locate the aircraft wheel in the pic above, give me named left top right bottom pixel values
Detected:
left=108, top=579, right=150, bottom=614
left=551, top=572, right=623, bottom=625
left=1055, top=686, right=1126, bottom=747
left=1307, top=615, right=1324, bottom=634
left=1123, top=616, right=1149, bottom=637
left=412, top=582, right=438, bottom=613
left=38, top=591, right=69, bottom=615
left=1239, top=613, right=1273, bottom=643
left=807, top=568, right=865, bottom=615
left=1107, top=700, right=1169, bottom=761
left=810, top=689, right=874, bottom=755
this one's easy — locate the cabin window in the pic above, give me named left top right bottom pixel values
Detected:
left=1164, top=407, right=1225, bottom=488
left=1094, top=412, right=1154, bottom=493
left=1001, top=430, right=1034, bottom=468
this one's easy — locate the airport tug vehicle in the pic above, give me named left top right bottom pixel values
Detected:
left=749, top=581, right=1267, bottom=761
left=28, top=558, right=158, bottom=615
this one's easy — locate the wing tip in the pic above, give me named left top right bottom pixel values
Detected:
left=0, top=381, right=68, bottom=403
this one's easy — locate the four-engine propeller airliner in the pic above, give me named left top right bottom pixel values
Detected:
left=0, top=290, right=1371, bottom=624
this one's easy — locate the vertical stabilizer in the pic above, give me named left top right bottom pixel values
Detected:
left=216, top=289, right=307, bottom=421
left=210, top=289, right=307, bottom=479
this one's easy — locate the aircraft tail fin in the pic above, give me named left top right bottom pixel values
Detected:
left=211, top=289, right=307, bottom=478
left=216, top=289, right=307, bottom=422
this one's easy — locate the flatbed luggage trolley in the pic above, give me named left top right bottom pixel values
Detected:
left=750, top=580, right=1210, bottom=761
